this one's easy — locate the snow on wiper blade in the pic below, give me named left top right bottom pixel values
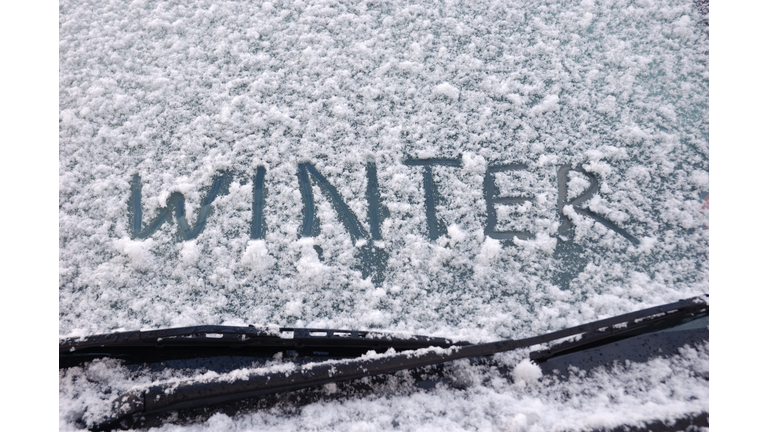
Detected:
left=59, top=325, right=471, bottom=368
left=92, top=296, right=708, bottom=431
left=530, top=297, right=709, bottom=363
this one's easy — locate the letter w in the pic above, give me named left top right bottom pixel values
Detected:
left=129, top=172, right=231, bottom=241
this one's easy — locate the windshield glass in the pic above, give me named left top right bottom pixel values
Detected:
left=59, top=0, right=709, bottom=430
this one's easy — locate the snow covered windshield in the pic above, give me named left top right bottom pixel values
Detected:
left=59, top=0, right=708, bottom=429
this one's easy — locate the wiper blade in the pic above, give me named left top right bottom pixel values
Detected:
left=529, top=298, right=708, bottom=363
left=91, top=295, right=707, bottom=432
left=60, top=325, right=470, bottom=368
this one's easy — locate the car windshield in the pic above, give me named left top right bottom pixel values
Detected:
left=59, top=0, right=709, bottom=430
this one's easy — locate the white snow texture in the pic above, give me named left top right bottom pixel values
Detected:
left=59, top=0, right=709, bottom=430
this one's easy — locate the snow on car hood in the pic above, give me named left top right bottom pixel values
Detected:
left=59, top=0, right=708, bottom=429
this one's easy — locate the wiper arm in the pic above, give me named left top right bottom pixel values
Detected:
left=91, top=295, right=707, bottom=431
left=60, top=325, right=470, bottom=368
left=529, top=297, right=708, bottom=363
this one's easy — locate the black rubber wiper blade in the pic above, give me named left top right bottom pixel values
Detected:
left=59, top=325, right=471, bottom=368
left=530, top=298, right=709, bottom=363
left=93, top=295, right=708, bottom=431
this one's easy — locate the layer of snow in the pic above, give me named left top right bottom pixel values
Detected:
left=59, top=0, right=708, bottom=429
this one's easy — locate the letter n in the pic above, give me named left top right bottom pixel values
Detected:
left=297, top=163, right=367, bottom=241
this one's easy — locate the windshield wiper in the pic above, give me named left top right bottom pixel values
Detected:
left=60, top=326, right=471, bottom=369
left=75, top=295, right=707, bottom=431
left=529, top=297, right=708, bottom=363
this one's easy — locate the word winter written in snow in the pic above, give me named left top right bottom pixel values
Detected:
left=128, top=158, right=640, bottom=247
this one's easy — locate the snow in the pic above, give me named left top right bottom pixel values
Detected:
left=433, top=82, right=460, bottom=101
left=112, top=237, right=155, bottom=271
left=240, top=239, right=276, bottom=272
left=59, top=0, right=708, bottom=429
left=512, top=359, right=543, bottom=387
left=179, top=240, right=201, bottom=266
left=529, top=95, right=560, bottom=116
